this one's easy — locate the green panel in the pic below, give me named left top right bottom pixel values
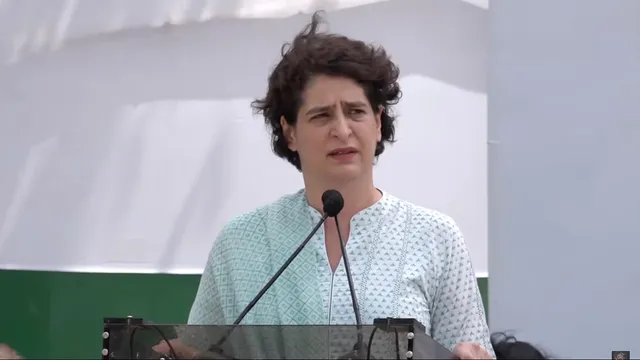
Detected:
left=0, top=270, right=51, bottom=358
left=477, top=276, right=489, bottom=318
left=0, top=270, right=199, bottom=359
left=0, top=270, right=488, bottom=359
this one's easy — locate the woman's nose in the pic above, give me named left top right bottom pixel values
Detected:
left=332, top=114, right=352, bottom=139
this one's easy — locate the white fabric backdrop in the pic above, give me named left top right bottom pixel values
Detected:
left=0, top=0, right=488, bottom=65
left=0, top=0, right=488, bottom=275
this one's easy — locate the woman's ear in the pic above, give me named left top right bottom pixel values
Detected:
left=375, top=106, right=383, bottom=142
left=280, top=116, right=297, bottom=151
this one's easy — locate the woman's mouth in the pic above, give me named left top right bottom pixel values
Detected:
left=328, top=147, right=358, bottom=162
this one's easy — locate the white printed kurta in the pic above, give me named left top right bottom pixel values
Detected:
left=185, top=189, right=494, bottom=359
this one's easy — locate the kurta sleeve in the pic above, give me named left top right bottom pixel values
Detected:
left=187, top=246, right=227, bottom=325
left=177, top=225, right=233, bottom=352
left=430, top=217, right=495, bottom=358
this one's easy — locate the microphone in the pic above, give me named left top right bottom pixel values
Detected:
left=208, top=190, right=345, bottom=356
left=323, top=190, right=366, bottom=359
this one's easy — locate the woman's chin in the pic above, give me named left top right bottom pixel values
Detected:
left=326, top=163, right=364, bottom=180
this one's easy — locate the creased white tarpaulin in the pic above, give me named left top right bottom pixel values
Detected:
left=0, top=0, right=489, bottom=275
left=0, top=0, right=488, bottom=65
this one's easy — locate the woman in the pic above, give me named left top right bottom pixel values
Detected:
left=157, top=11, right=493, bottom=360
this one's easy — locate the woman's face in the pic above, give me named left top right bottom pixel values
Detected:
left=280, top=74, right=382, bottom=182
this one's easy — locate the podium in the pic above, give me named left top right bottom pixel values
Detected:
left=102, top=317, right=454, bottom=359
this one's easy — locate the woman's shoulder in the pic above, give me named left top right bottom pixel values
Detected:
left=217, top=189, right=308, bottom=242
left=385, top=193, right=464, bottom=245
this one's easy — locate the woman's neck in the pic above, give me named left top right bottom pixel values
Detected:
left=303, top=176, right=381, bottom=219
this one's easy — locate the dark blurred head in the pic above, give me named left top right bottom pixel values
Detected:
left=491, top=332, right=549, bottom=359
left=251, top=11, right=401, bottom=183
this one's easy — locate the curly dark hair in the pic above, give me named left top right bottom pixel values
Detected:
left=251, top=11, right=402, bottom=171
left=491, top=332, right=550, bottom=359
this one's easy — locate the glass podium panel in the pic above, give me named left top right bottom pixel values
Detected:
left=103, top=321, right=454, bottom=359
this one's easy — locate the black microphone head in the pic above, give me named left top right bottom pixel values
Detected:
left=322, top=189, right=344, bottom=217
